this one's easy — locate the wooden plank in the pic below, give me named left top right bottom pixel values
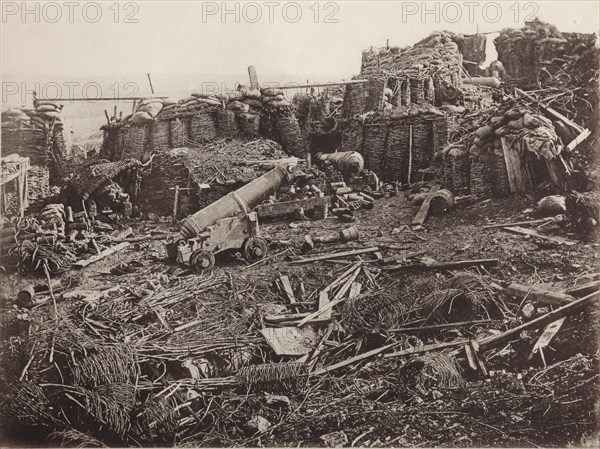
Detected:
left=279, top=275, right=296, bottom=304
left=482, top=218, right=551, bottom=229
left=566, top=128, right=591, bottom=151
left=505, top=282, right=575, bottom=306
left=348, top=282, right=362, bottom=300
left=501, top=137, right=528, bottom=192
left=478, top=291, right=599, bottom=352
left=72, top=242, right=130, bottom=268
left=503, top=226, right=578, bottom=246
left=318, top=292, right=331, bottom=319
left=411, top=185, right=440, bottom=226
left=290, top=247, right=379, bottom=264
left=566, top=280, right=600, bottom=298
left=311, top=342, right=397, bottom=376
left=384, top=339, right=469, bottom=359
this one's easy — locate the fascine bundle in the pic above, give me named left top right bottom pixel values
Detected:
left=273, top=108, right=305, bottom=157
left=362, top=123, right=389, bottom=174
left=384, top=122, right=410, bottom=181
left=494, top=20, right=567, bottom=79
left=0, top=128, right=48, bottom=164
left=169, top=117, right=188, bottom=148
left=216, top=109, right=239, bottom=138
left=190, top=110, right=218, bottom=143
left=149, top=119, right=171, bottom=153
left=121, top=122, right=148, bottom=160
left=340, top=119, right=364, bottom=154
left=237, top=112, right=260, bottom=138
left=1, top=108, right=32, bottom=129
left=342, top=81, right=369, bottom=118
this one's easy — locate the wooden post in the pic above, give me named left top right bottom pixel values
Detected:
left=407, top=125, right=413, bottom=184
left=147, top=73, right=155, bottom=94
left=173, top=185, right=180, bottom=223
left=248, top=65, right=259, bottom=89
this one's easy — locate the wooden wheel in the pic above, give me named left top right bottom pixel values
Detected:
left=242, top=237, right=268, bottom=262
left=190, top=249, right=215, bottom=274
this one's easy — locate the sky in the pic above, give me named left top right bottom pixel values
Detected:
left=2, top=0, right=599, bottom=81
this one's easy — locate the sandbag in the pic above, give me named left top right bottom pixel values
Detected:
left=130, top=111, right=154, bottom=125
left=181, top=99, right=199, bottom=108
left=36, top=104, right=59, bottom=113
left=266, top=99, right=291, bottom=109
left=226, top=100, right=249, bottom=112
left=475, top=125, right=494, bottom=139
left=226, top=90, right=244, bottom=101
left=139, top=101, right=163, bottom=118
left=240, top=86, right=261, bottom=99
left=243, top=98, right=264, bottom=109
left=42, top=111, right=62, bottom=120
left=537, top=195, right=566, bottom=217
left=264, top=94, right=285, bottom=103
left=162, top=97, right=178, bottom=106
left=196, top=97, right=221, bottom=106
left=261, top=87, right=284, bottom=96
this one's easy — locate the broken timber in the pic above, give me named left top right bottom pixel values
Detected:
left=504, top=282, right=575, bottom=306
left=411, top=185, right=440, bottom=226
left=503, top=226, right=578, bottom=246
left=72, top=242, right=130, bottom=268
left=290, top=247, right=379, bottom=264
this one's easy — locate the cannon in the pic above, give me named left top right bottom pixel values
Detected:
left=169, top=164, right=294, bottom=273
left=316, top=151, right=364, bottom=176
left=316, top=151, right=379, bottom=192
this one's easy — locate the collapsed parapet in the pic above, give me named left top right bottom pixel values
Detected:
left=138, top=139, right=289, bottom=218
left=434, top=100, right=571, bottom=198
left=100, top=87, right=306, bottom=162
left=495, top=19, right=597, bottom=80
left=1, top=102, right=69, bottom=213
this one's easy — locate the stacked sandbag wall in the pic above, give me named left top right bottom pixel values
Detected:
left=1, top=103, right=69, bottom=205
left=101, top=87, right=306, bottom=160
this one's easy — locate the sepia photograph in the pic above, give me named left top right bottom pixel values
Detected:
left=1, top=0, right=599, bottom=447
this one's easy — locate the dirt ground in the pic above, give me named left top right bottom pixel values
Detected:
left=1, top=189, right=599, bottom=447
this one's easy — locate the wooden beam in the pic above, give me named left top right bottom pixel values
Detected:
left=269, top=79, right=369, bottom=90
left=73, top=242, right=130, bottom=268
left=279, top=275, right=297, bottom=304
left=504, top=282, right=575, bottom=306
left=289, top=247, right=380, bottom=264
left=503, top=226, right=578, bottom=246
left=478, top=291, right=599, bottom=352
left=411, top=185, right=440, bottom=226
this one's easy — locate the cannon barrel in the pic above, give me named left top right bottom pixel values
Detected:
left=179, top=164, right=292, bottom=240
left=316, top=151, right=364, bottom=175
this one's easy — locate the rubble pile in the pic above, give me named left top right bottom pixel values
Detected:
left=435, top=99, right=570, bottom=197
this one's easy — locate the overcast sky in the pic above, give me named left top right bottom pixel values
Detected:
left=2, top=1, right=599, bottom=79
